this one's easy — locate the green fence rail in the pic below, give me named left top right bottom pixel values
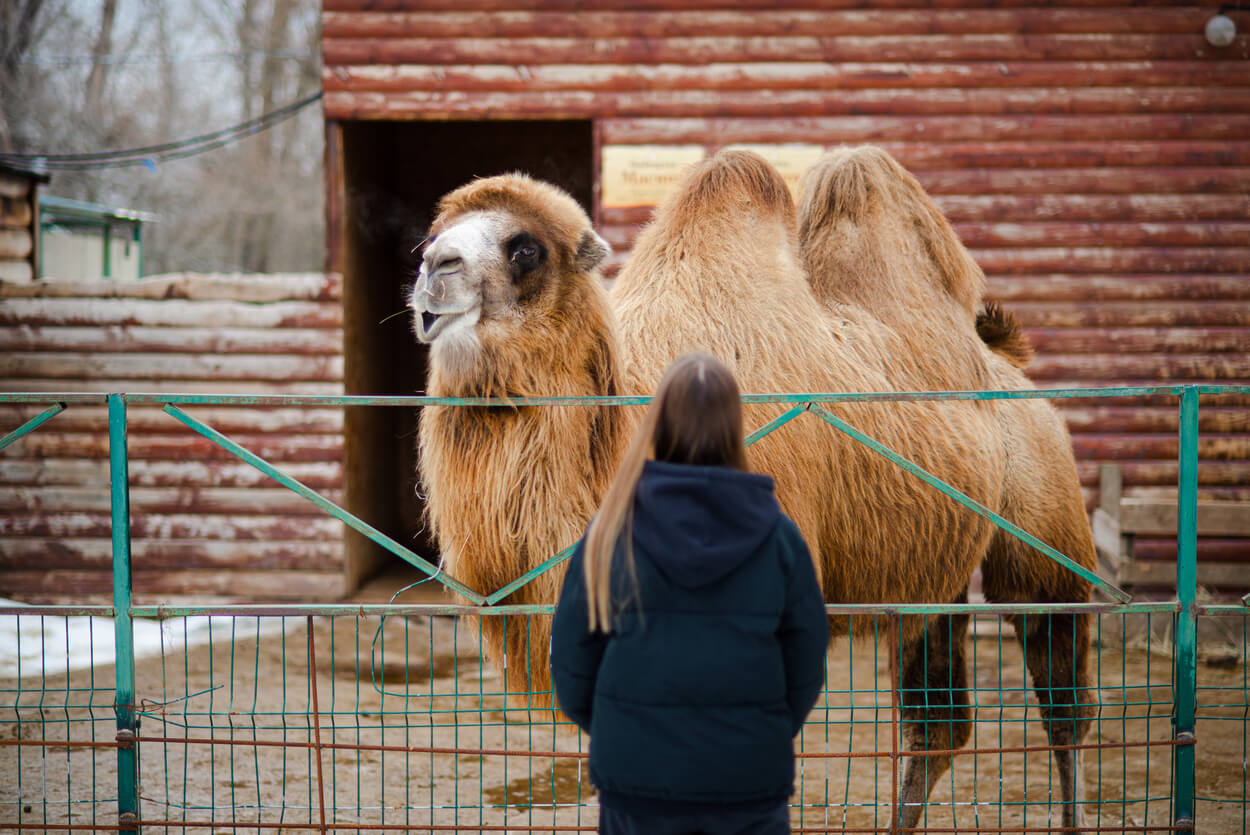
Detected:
left=1, top=385, right=1248, bottom=832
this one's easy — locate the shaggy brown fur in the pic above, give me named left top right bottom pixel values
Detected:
left=977, top=300, right=1035, bottom=369
left=418, top=174, right=626, bottom=700
left=416, top=149, right=1097, bottom=828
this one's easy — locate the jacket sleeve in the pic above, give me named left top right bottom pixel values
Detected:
left=550, top=541, right=608, bottom=734
left=776, top=517, right=829, bottom=736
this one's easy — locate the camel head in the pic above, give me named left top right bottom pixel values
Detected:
left=408, top=173, right=611, bottom=376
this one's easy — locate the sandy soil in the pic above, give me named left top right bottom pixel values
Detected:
left=1, top=610, right=1246, bottom=833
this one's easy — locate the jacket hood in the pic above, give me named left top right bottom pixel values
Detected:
left=630, top=459, right=781, bottom=588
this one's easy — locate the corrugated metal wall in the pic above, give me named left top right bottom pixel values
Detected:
left=323, top=1, right=1250, bottom=570
left=0, top=274, right=345, bottom=603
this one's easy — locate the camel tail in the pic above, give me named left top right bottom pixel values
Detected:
left=976, top=301, right=1034, bottom=369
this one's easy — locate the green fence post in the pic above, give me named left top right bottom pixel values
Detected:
left=109, top=394, right=140, bottom=833
left=1172, top=385, right=1198, bottom=829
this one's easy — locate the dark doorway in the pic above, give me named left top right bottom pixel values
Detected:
left=337, top=119, right=594, bottom=597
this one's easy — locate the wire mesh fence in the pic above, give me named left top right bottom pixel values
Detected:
left=1, top=603, right=1247, bottom=832
left=2, top=386, right=1247, bottom=832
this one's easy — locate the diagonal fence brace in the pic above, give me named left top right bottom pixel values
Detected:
left=808, top=403, right=1131, bottom=603
left=163, top=404, right=487, bottom=605
left=0, top=401, right=66, bottom=451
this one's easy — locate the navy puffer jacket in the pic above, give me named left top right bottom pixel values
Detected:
left=551, top=460, right=829, bottom=813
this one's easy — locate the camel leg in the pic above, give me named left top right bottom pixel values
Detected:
left=1005, top=610, right=1094, bottom=832
left=892, top=605, right=973, bottom=834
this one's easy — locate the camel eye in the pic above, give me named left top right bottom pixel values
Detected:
left=507, top=233, right=546, bottom=275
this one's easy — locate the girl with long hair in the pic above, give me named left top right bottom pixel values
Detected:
left=551, top=353, right=828, bottom=835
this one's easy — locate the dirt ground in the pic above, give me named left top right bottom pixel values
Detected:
left=1, top=610, right=1246, bottom=833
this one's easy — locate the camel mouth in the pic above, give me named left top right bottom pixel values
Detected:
left=422, top=310, right=440, bottom=333
left=415, top=305, right=480, bottom=344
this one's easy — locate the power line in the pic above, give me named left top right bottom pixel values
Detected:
left=0, top=91, right=323, bottom=172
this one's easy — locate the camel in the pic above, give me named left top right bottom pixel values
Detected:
left=409, top=149, right=1096, bottom=831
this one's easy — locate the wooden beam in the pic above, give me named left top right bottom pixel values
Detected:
left=1120, top=498, right=1250, bottom=537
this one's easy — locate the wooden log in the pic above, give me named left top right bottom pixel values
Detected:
left=1075, top=460, right=1250, bottom=487
left=1061, top=406, right=1249, bottom=434
left=0, top=195, right=33, bottom=228
left=0, top=298, right=342, bottom=328
left=0, top=512, right=343, bottom=541
left=321, top=34, right=1243, bottom=66
left=0, top=486, right=346, bottom=515
left=0, top=352, right=344, bottom=382
left=0, top=459, right=343, bottom=489
left=0, top=325, right=343, bottom=355
left=0, top=433, right=343, bottom=462
left=0, top=569, right=345, bottom=602
left=1071, top=434, right=1250, bottom=461
left=322, top=9, right=1213, bottom=39
left=971, top=248, right=1250, bottom=275
left=323, top=60, right=1250, bottom=93
left=0, top=272, right=342, bottom=301
left=958, top=222, right=1250, bottom=249
left=937, top=194, right=1250, bottom=222
left=917, top=168, right=1250, bottom=196
left=1029, top=352, right=1250, bottom=379
left=0, top=405, right=345, bottom=434
left=1131, top=538, right=1250, bottom=563
left=0, top=260, right=34, bottom=283
left=323, top=0, right=1198, bottom=11
left=322, top=86, right=1250, bottom=119
left=1117, top=498, right=1250, bottom=537
left=599, top=115, right=1250, bottom=144
left=1, top=379, right=346, bottom=395
left=0, top=176, right=31, bottom=199
left=0, top=227, right=33, bottom=259
left=986, top=275, right=1250, bottom=302
left=0, top=538, right=344, bottom=572
left=1025, top=327, right=1250, bottom=354
left=1120, top=560, right=1250, bottom=589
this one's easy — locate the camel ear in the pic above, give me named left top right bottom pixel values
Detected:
left=574, top=229, right=612, bottom=273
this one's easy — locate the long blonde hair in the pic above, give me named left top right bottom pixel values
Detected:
left=583, top=353, right=748, bottom=631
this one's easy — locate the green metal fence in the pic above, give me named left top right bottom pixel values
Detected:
left=1, top=386, right=1247, bottom=832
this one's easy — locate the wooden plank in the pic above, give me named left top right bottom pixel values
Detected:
left=322, top=9, right=1213, bottom=39
left=321, top=34, right=1242, bottom=66
left=323, top=61, right=1250, bottom=93
left=1030, top=354, right=1250, bottom=382
left=0, top=512, right=343, bottom=540
left=0, top=486, right=346, bottom=515
left=972, top=248, right=1250, bottom=275
left=600, top=115, right=1250, bottom=144
left=0, top=405, right=344, bottom=434
left=0, top=326, right=343, bottom=355
left=0, top=298, right=342, bottom=328
left=0, top=352, right=344, bottom=382
left=1075, top=461, right=1250, bottom=487
left=0, top=227, right=33, bottom=259
left=1061, top=406, right=1250, bottom=434
left=917, top=168, right=1250, bottom=196
left=0, top=459, right=343, bottom=489
left=1119, top=498, right=1250, bottom=536
left=1025, top=328, right=1250, bottom=354
left=0, top=538, right=344, bottom=571
left=0, top=569, right=345, bottom=602
left=0, top=433, right=343, bottom=462
left=1120, top=561, right=1249, bottom=588
left=1071, top=434, right=1250, bottom=461
left=323, top=0, right=1195, bottom=10
left=986, top=275, right=1250, bottom=302
left=0, top=272, right=341, bottom=301
left=323, top=86, right=1250, bottom=119
left=0, top=196, right=33, bottom=228
left=1, top=379, right=346, bottom=395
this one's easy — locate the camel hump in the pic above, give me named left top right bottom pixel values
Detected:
left=671, top=149, right=795, bottom=221
left=976, top=301, right=1034, bottom=369
left=798, top=145, right=986, bottom=317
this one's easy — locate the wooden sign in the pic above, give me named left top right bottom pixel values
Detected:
left=723, top=144, right=827, bottom=200
left=600, top=145, right=707, bottom=209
